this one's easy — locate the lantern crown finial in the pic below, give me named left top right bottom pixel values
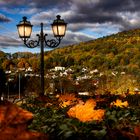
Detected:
left=56, top=15, right=61, bottom=20
left=23, top=16, right=27, bottom=21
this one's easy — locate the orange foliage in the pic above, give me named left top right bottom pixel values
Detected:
left=110, top=99, right=128, bottom=108
left=67, top=99, right=105, bottom=122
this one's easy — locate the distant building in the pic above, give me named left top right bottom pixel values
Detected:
left=121, top=72, right=125, bottom=75
left=134, top=88, right=140, bottom=94
left=18, top=68, right=25, bottom=71
left=26, top=67, right=33, bottom=72
left=82, top=67, right=87, bottom=73
left=54, top=66, right=65, bottom=71
left=78, top=92, right=89, bottom=96
left=5, top=70, right=11, bottom=74
left=90, top=69, right=99, bottom=74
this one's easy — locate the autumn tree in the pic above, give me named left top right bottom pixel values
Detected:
left=2, top=59, right=11, bottom=70
left=17, top=58, right=26, bottom=68
left=28, top=57, right=39, bottom=72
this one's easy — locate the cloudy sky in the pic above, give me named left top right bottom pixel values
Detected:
left=0, top=0, right=140, bottom=53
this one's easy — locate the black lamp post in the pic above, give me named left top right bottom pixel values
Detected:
left=17, top=15, right=67, bottom=96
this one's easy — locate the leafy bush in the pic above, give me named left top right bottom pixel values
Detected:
left=21, top=95, right=140, bottom=140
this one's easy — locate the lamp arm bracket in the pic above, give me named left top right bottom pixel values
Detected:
left=24, top=40, right=39, bottom=48
left=24, top=34, right=40, bottom=48
left=44, top=36, right=62, bottom=48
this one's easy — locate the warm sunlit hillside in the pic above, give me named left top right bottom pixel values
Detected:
left=44, top=28, right=140, bottom=75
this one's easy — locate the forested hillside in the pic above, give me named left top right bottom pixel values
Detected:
left=44, top=29, right=140, bottom=76
left=1, top=28, right=140, bottom=79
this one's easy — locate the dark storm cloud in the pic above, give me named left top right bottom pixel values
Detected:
left=0, top=0, right=27, bottom=7
left=1, top=0, right=140, bottom=30
left=1, top=0, right=140, bottom=51
left=28, top=0, right=70, bottom=10
left=0, top=35, right=21, bottom=47
left=0, top=14, right=11, bottom=22
left=95, top=0, right=133, bottom=11
left=27, top=0, right=140, bottom=36
left=59, top=0, right=140, bottom=31
left=0, top=0, right=69, bottom=10
left=66, top=0, right=134, bottom=23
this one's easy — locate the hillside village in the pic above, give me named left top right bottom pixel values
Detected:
left=3, top=64, right=139, bottom=102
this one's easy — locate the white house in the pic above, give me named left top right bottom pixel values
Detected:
left=54, top=66, right=65, bottom=71
left=26, top=67, right=33, bottom=72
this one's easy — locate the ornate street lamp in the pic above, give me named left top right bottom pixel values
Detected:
left=17, top=15, right=67, bottom=96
